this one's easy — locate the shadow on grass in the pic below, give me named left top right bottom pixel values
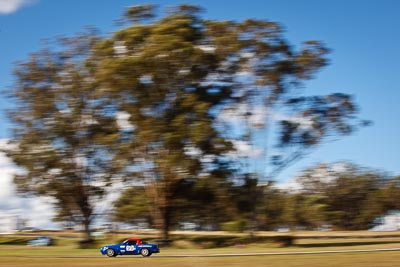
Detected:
left=0, top=237, right=33, bottom=245
left=296, top=240, right=400, bottom=248
left=175, top=235, right=295, bottom=248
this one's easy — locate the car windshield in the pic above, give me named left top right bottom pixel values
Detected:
left=121, top=239, right=149, bottom=245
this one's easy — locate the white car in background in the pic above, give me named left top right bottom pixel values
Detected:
left=27, top=236, right=53, bottom=246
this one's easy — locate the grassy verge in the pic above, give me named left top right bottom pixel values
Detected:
left=0, top=251, right=399, bottom=267
left=1, top=231, right=400, bottom=266
left=3, top=230, right=400, bottom=249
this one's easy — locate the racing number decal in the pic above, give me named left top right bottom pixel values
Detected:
left=126, top=245, right=135, bottom=251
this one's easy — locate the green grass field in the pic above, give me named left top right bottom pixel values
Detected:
left=1, top=231, right=400, bottom=267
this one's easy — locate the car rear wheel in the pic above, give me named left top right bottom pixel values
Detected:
left=141, top=248, right=150, bottom=257
left=106, top=248, right=116, bottom=257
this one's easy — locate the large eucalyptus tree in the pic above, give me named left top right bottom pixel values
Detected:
left=93, top=5, right=362, bottom=239
left=6, top=32, right=120, bottom=241
left=6, top=4, right=363, bottom=240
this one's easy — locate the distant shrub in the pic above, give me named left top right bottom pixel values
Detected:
left=221, top=220, right=247, bottom=233
left=272, top=235, right=294, bottom=247
left=78, top=239, right=98, bottom=249
left=190, top=235, right=237, bottom=248
left=0, top=237, right=33, bottom=245
left=172, top=240, right=195, bottom=249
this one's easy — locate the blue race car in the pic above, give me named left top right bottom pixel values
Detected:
left=100, top=238, right=160, bottom=257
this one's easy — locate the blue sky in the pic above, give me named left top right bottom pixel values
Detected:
left=1, top=0, right=399, bottom=184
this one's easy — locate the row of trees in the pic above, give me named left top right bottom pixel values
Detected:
left=114, top=162, right=400, bottom=232
left=5, top=5, right=368, bottom=241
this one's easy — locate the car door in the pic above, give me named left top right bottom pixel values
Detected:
left=124, top=240, right=138, bottom=255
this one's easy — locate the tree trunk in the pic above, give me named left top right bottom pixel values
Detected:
left=83, top=218, right=92, bottom=241
left=160, top=205, right=171, bottom=241
left=78, top=216, right=94, bottom=249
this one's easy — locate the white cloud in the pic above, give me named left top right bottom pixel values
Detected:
left=272, top=112, right=314, bottom=130
left=113, top=41, right=127, bottom=55
left=0, top=139, right=58, bottom=231
left=196, top=45, right=215, bottom=53
left=0, top=139, right=122, bottom=231
left=139, top=74, right=153, bottom=85
left=0, top=0, right=36, bottom=14
left=371, top=211, right=400, bottom=231
left=227, top=139, right=264, bottom=159
left=218, top=104, right=267, bottom=128
left=116, top=111, right=135, bottom=132
left=277, top=162, right=353, bottom=193
left=274, top=179, right=302, bottom=192
left=184, top=145, right=202, bottom=157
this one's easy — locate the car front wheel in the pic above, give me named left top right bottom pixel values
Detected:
left=106, top=248, right=116, bottom=257
left=141, top=248, right=150, bottom=257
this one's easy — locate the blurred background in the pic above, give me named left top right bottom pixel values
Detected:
left=0, top=0, right=399, bottom=241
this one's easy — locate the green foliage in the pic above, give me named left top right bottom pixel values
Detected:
left=6, top=3, right=366, bottom=240
left=221, top=220, right=248, bottom=233
left=173, top=178, right=225, bottom=230
left=257, top=184, right=287, bottom=230
left=123, top=4, right=156, bottom=24
left=170, top=234, right=295, bottom=248
left=293, top=163, right=396, bottom=230
left=6, top=32, right=120, bottom=240
left=113, top=186, right=151, bottom=224
left=325, top=171, right=384, bottom=230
